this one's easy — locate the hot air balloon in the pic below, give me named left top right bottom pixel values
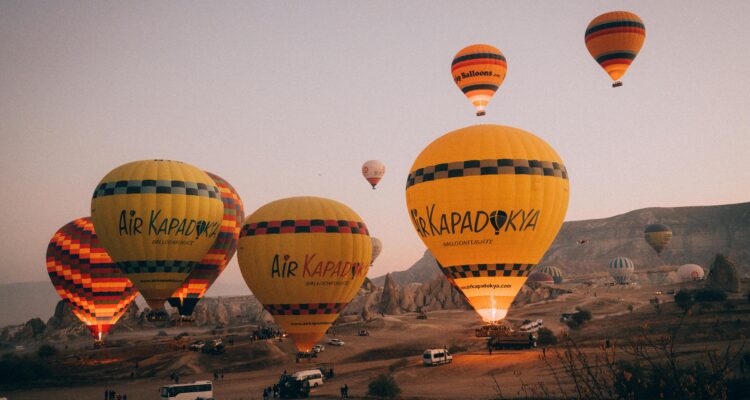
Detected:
left=362, top=160, right=385, bottom=189
left=527, top=271, right=554, bottom=284
left=609, top=257, right=634, bottom=284
left=405, top=124, right=569, bottom=324
left=167, top=172, right=245, bottom=316
left=237, top=196, right=371, bottom=352
left=585, top=11, right=645, bottom=87
left=46, top=217, right=138, bottom=341
left=91, top=160, right=224, bottom=314
left=677, top=264, right=704, bottom=281
left=644, top=224, right=672, bottom=255
left=451, top=44, right=507, bottom=116
left=370, top=237, right=382, bottom=265
left=536, top=266, right=564, bottom=284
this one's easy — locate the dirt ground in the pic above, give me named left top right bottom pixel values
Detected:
left=4, top=279, right=749, bottom=400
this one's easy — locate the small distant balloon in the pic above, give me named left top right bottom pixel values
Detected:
left=451, top=44, right=507, bottom=116
left=644, top=224, right=672, bottom=256
left=585, top=11, right=646, bottom=87
left=370, top=237, right=382, bottom=265
left=362, top=160, right=385, bottom=189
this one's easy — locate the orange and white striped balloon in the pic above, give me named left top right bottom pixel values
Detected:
left=451, top=44, right=507, bottom=116
left=362, top=160, right=385, bottom=189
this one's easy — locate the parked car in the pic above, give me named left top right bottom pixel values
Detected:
left=312, top=344, right=325, bottom=353
left=189, top=340, right=205, bottom=352
left=327, top=338, right=345, bottom=346
left=423, top=348, right=452, bottom=366
left=358, top=329, right=370, bottom=336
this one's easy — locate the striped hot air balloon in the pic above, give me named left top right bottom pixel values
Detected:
left=370, top=237, right=382, bottom=266
left=644, top=224, right=672, bottom=256
left=451, top=44, right=507, bottom=116
left=46, top=217, right=138, bottom=341
left=167, top=172, right=245, bottom=316
left=585, top=11, right=646, bottom=87
left=609, top=257, right=635, bottom=284
left=536, top=265, right=564, bottom=284
left=237, top=196, right=371, bottom=352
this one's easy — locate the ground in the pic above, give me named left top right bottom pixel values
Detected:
left=3, top=278, right=749, bottom=399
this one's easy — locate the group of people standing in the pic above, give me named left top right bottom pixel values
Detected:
left=103, top=388, right=126, bottom=400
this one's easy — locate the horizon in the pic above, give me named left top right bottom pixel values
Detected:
left=2, top=1, right=749, bottom=288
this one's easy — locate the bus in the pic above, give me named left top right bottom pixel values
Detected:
left=159, top=381, right=213, bottom=400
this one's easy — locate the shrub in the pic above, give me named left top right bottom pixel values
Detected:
left=674, top=289, right=694, bottom=313
left=368, top=373, right=401, bottom=398
left=156, top=330, right=168, bottom=337
left=565, top=307, right=592, bottom=329
left=537, top=327, right=557, bottom=346
left=37, top=344, right=58, bottom=358
left=693, top=288, right=727, bottom=302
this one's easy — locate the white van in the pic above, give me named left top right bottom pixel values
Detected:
left=160, top=380, right=213, bottom=400
left=423, top=348, right=453, bottom=366
left=292, top=369, right=324, bottom=387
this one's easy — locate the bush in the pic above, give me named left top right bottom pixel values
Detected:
left=37, top=344, right=58, bottom=358
left=674, top=289, right=694, bottom=313
left=693, top=288, right=727, bottom=302
left=368, top=373, right=401, bottom=398
left=537, top=327, right=557, bottom=346
left=565, top=307, right=592, bottom=329
left=156, top=330, right=168, bottom=337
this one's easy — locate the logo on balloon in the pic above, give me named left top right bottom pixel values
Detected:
left=453, top=70, right=501, bottom=83
left=118, top=209, right=220, bottom=240
left=409, top=204, right=540, bottom=239
left=271, top=253, right=367, bottom=280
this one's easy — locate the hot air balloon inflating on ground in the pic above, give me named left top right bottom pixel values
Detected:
left=405, top=124, right=569, bottom=324
left=237, top=196, right=371, bottom=352
left=46, top=218, right=138, bottom=341
left=362, top=160, right=385, bottom=189
left=677, top=264, right=704, bottom=281
left=451, top=44, right=507, bottom=116
left=167, top=172, right=245, bottom=316
left=585, top=11, right=645, bottom=87
left=536, top=265, right=564, bottom=284
left=644, top=224, right=672, bottom=256
left=91, top=160, right=224, bottom=315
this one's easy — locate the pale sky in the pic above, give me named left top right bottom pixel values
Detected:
left=1, top=1, right=748, bottom=286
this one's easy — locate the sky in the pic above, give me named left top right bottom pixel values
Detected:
left=1, top=1, right=748, bottom=288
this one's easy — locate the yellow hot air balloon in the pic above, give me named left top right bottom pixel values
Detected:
left=91, top=160, right=224, bottom=311
left=405, top=125, right=569, bottom=323
left=237, top=196, right=371, bottom=352
left=585, top=11, right=646, bottom=87
left=451, top=44, right=507, bottom=116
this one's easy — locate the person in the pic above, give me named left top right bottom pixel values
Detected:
left=130, top=371, right=134, bottom=379
left=263, top=387, right=269, bottom=400
left=122, top=395, right=127, bottom=400
left=488, top=341, right=493, bottom=355
left=542, top=346, right=546, bottom=356
left=221, top=370, right=224, bottom=380
left=340, top=385, right=345, bottom=399
left=175, top=373, right=179, bottom=383
left=104, top=389, right=109, bottom=400
left=116, top=395, right=121, bottom=400
left=344, top=384, right=349, bottom=399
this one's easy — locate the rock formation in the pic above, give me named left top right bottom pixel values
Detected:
left=378, top=273, right=401, bottom=314
left=706, top=254, right=741, bottom=293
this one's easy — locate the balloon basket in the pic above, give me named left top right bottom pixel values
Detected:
left=612, top=81, right=623, bottom=88
left=476, top=110, right=486, bottom=117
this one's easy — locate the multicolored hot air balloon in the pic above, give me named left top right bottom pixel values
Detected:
left=237, top=196, right=371, bottom=352
left=362, top=160, right=385, bottom=189
left=46, top=218, right=138, bottom=341
left=451, top=44, right=507, bottom=116
left=405, top=124, right=569, bottom=324
left=609, top=257, right=635, bottom=284
left=644, top=224, right=672, bottom=256
left=585, top=11, right=646, bottom=87
left=91, top=160, right=224, bottom=312
left=370, top=237, right=382, bottom=265
left=536, top=265, right=564, bottom=284
left=167, top=172, right=245, bottom=316
left=527, top=271, right=554, bottom=284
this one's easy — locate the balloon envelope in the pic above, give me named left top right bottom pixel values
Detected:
left=585, top=11, right=646, bottom=86
left=91, top=160, right=225, bottom=310
left=362, top=160, right=385, bottom=189
left=451, top=44, right=507, bottom=116
left=405, top=124, right=569, bottom=323
left=370, top=237, right=382, bottom=265
left=46, top=217, right=138, bottom=340
left=536, top=265, right=564, bottom=284
left=167, top=172, right=245, bottom=316
left=237, top=196, right=371, bottom=352
left=609, top=257, right=635, bottom=284
left=644, top=224, right=672, bottom=255
left=677, top=264, right=704, bottom=281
